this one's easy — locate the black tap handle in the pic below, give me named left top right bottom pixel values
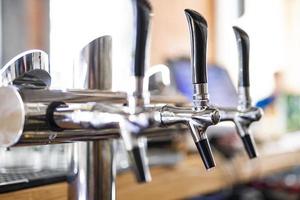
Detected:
left=133, top=0, right=152, bottom=77
left=195, top=138, right=216, bottom=169
left=241, top=134, right=258, bottom=159
left=130, top=146, right=151, bottom=182
left=233, top=26, right=250, bottom=87
left=185, top=9, right=208, bottom=84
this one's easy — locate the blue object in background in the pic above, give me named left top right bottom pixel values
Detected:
left=256, top=95, right=276, bottom=109
left=169, top=58, right=238, bottom=108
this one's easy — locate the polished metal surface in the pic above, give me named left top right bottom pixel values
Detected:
left=144, top=64, right=171, bottom=90
left=0, top=86, right=125, bottom=148
left=0, top=8, right=223, bottom=174
left=73, top=36, right=112, bottom=90
left=19, top=88, right=126, bottom=104
left=158, top=103, right=219, bottom=169
left=0, top=50, right=49, bottom=87
left=128, top=76, right=149, bottom=112
left=121, top=0, right=153, bottom=183
left=160, top=105, right=219, bottom=143
left=237, top=86, right=251, bottom=111
left=68, top=140, right=115, bottom=200
left=160, top=106, right=219, bottom=129
left=192, top=83, right=209, bottom=107
left=217, top=26, right=263, bottom=159
left=69, top=35, right=115, bottom=200
left=0, top=85, right=186, bottom=147
left=16, top=126, right=183, bottom=146
left=184, top=9, right=220, bottom=169
left=0, top=5, right=237, bottom=199
left=0, top=86, right=25, bottom=147
left=218, top=106, right=262, bottom=158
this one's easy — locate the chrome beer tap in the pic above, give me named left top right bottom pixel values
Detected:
left=120, top=0, right=153, bottom=183
left=218, top=27, right=263, bottom=158
left=0, top=5, right=224, bottom=200
left=154, top=9, right=220, bottom=169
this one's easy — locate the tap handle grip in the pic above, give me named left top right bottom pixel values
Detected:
left=233, top=26, right=250, bottom=87
left=241, top=134, right=258, bottom=159
left=185, top=9, right=208, bottom=84
left=195, top=138, right=215, bottom=169
left=133, top=0, right=152, bottom=77
left=129, top=144, right=152, bottom=182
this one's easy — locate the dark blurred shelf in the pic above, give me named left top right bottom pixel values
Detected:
left=0, top=170, right=67, bottom=193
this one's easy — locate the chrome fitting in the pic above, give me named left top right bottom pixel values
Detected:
left=238, top=86, right=251, bottom=111
left=193, top=83, right=209, bottom=108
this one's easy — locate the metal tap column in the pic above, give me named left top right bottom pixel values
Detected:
left=68, top=36, right=115, bottom=200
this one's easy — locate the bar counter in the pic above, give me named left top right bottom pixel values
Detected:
left=1, top=132, right=300, bottom=200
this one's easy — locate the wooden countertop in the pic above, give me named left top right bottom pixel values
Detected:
left=2, top=134, right=300, bottom=200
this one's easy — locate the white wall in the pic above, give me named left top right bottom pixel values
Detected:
left=215, top=0, right=286, bottom=101
left=50, top=0, right=134, bottom=91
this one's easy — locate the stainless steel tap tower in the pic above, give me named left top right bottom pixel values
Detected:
left=68, top=36, right=115, bottom=200
left=0, top=2, right=263, bottom=200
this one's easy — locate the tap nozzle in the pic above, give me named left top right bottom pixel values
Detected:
left=188, top=108, right=219, bottom=169
left=118, top=112, right=153, bottom=183
left=188, top=123, right=215, bottom=169
left=127, top=138, right=151, bottom=182
left=241, top=133, right=257, bottom=158
left=195, top=138, right=215, bottom=169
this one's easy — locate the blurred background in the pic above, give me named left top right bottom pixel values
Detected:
left=2, top=0, right=300, bottom=137
left=2, top=0, right=300, bottom=199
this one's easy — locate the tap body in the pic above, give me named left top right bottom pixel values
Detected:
left=219, top=106, right=262, bottom=158
left=216, top=26, right=263, bottom=158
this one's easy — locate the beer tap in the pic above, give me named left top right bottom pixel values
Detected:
left=156, top=9, right=220, bottom=169
left=0, top=7, right=225, bottom=200
left=118, top=0, right=153, bottom=183
left=218, top=26, right=263, bottom=158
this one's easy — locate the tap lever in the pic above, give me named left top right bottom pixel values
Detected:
left=184, top=9, right=208, bottom=85
left=233, top=26, right=250, bottom=88
left=241, top=133, right=257, bottom=158
left=185, top=9, right=209, bottom=107
left=184, top=10, right=218, bottom=168
left=233, top=26, right=252, bottom=110
left=133, top=0, right=152, bottom=77
left=195, top=138, right=215, bottom=169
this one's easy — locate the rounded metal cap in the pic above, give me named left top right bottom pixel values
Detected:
left=0, top=50, right=49, bottom=87
left=0, top=86, right=25, bottom=147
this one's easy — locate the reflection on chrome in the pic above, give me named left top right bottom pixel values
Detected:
left=218, top=26, right=263, bottom=159
left=0, top=5, right=262, bottom=200
left=0, top=50, right=49, bottom=88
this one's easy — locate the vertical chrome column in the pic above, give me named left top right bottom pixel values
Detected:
left=68, top=36, right=115, bottom=200
left=68, top=140, right=115, bottom=200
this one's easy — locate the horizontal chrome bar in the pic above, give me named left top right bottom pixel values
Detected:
left=17, top=126, right=185, bottom=146
left=0, top=86, right=189, bottom=147
left=20, top=88, right=187, bottom=105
